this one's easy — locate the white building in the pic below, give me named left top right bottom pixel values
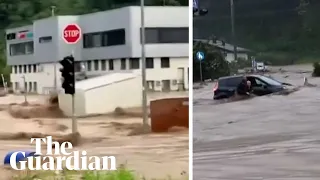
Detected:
left=58, top=72, right=142, bottom=116
left=6, top=6, right=189, bottom=94
left=194, top=39, right=251, bottom=62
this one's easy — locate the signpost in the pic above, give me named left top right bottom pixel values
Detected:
left=196, top=51, right=204, bottom=83
left=193, top=0, right=198, bottom=11
left=62, top=24, right=82, bottom=133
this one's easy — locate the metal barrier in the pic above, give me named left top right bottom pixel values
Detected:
left=150, top=97, right=189, bottom=132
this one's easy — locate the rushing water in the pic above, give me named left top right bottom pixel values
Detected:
left=193, top=67, right=320, bottom=179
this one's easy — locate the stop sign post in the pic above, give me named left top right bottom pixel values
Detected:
left=63, top=24, right=82, bottom=44
left=61, top=24, right=82, bottom=134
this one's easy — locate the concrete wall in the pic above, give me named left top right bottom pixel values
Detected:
left=85, top=76, right=142, bottom=115
left=58, top=91, right=86, bottom=117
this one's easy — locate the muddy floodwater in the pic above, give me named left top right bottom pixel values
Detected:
left=193, top=65, right=320, bottom=179
left=0, top=91, right=188, bottom=179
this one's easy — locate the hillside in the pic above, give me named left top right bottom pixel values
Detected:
left=194, top=0, right=320, bottom=62
left=0, top=0, right=187, bottom=83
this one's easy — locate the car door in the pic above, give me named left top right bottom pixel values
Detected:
left=251, top=77, right=272, bottom=96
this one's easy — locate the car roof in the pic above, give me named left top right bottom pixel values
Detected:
left=218, top=75, right=243, bottom=80
left=218, top=74, right=266, bottom=80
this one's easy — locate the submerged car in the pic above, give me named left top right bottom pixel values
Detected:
left=213, top=74, right=285, bottom=100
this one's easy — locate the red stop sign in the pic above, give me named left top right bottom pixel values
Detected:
left=63, top=24, right=82, bottom=44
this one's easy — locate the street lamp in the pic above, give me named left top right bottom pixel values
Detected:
left=230, top=0, right=237, bottom=61
left=51, top=6, right=58, bottom=92
left=140, top=0, right=148, bottom=128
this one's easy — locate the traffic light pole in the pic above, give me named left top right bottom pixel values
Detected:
left=230, top=0, right=238, bottom=61
left=140, top=0, right=148, bottom=128
left=60, top=55, right=77, bottom=133
left=72, top=93, right=77, bottom=133
left=71, top=53, right=77, bottom=134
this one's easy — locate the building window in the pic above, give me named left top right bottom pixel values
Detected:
left=83, top=29, right=125, bottom=48
left=161, top=57, right=170, bottom=68
left=10, top=41, right=34, bottom=56
left=109, top=60, right=114, bottom=70
left=102, top=29, right=125, bottom=46
left=39, top=36, right=52, bottom=43
left=33, top=64, right=37, bottom=72
left=28, top=65, right=31, bottom=73
left=29, top=82, right=32, bottom=92
left=146, top=58, right=154, bottom=69
left=87, top=61, right=92, bottom=71
left=94, top=60, right=99, bottom=71
left=101, top=60, right=106, bottom=70
left=6, top=33, right=16, bottom=40
left=129, top=58, right=140, bottom=69
left=143, top=28, right=188, bottom=44
left=14, top=66, right=17, bottom=74
left=33, top=82, right=37, bottom=93
left=120, top=58, right=126, bottom=70
left=19, top=65, right=22, bottom=73
left=24, top=82, right=27, bottom=91
left=83, top=33, right=102, bottom=48
left=92, top=33, right=102, bottom=47
left=74, top=62, right=81, bottom=72
left=23, top=65, right=27, bottom=73
left=15, top=82, right=19, bottom=91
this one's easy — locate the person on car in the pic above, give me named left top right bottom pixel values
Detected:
left=236, top=76, right=250, bottom=95
left=246, top=80, right=252, bottom=93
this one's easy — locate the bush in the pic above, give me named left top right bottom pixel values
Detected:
left=312, top=62, right=320, bottom=77
left=193, top=41, right=230, bottom=81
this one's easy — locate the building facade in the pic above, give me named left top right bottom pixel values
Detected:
left=193, top=39, right=251, bottom=62
left=6, top=6, right=189, bottom=94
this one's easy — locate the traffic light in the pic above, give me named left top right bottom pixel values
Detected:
left=60, top=55, right=75, bottom=95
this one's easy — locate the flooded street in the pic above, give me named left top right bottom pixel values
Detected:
left=193, top=65, right=320, bottom=179
left=0, top=91, right=188, bottom=179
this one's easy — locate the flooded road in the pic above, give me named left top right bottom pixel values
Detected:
left=193, top=65, right=320, bottom=179
left=0, top=91, right=188, bottom=179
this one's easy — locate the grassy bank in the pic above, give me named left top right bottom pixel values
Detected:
left=11, top=165, right=188, bottom=180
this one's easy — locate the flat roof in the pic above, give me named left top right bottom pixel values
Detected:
left=76, top=72, right=140, bottom=91
left=6, top=6, right=188, bottom=32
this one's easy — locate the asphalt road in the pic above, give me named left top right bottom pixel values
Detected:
left=193, top=65, right=320, bottom=180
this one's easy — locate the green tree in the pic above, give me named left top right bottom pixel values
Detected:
left=193, top=41, right=230, bottom=82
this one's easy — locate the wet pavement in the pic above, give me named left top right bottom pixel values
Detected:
left=193, top=65, right=320, bottom=180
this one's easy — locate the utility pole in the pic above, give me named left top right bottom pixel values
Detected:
left=230, top=0, right=237, bottom=61
left=22, top=76, right=27, bottom=104
left=51, top=6, right=57, bottom=92
left=140, top=0, right=148, bottom=128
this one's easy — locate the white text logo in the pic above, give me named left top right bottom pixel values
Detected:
left=10, top=136, right=117, bottom=171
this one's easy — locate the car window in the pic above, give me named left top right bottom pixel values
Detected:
left=259, top=76, right=282, bottom=86
left=255, top=78, right=267, bottom=86
left=219, top=77, right=243, bottom=87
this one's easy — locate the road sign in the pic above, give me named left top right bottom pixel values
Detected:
left=63, top=24, right=82, bottom=44
left=196, top=51, right=204, bottom=61
left=193, top=0, right=198, bottom=10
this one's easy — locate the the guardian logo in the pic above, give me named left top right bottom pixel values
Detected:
left=7, top=136, right=117, bottom=171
